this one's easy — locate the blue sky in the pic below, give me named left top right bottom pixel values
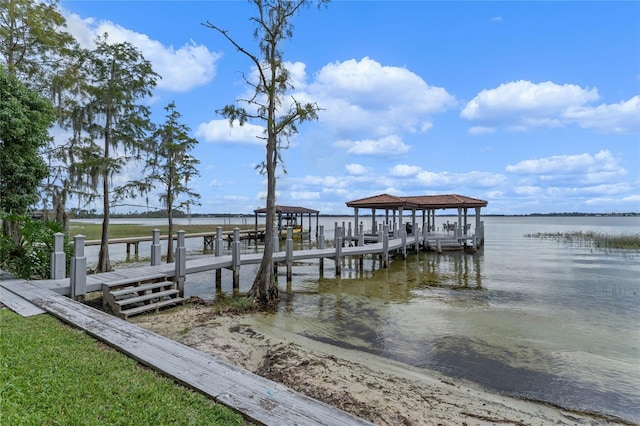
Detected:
left=59, top=0, right=640, bottom=215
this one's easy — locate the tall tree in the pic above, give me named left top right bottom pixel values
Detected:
left=1, top=0, right=90, bottom=230
left=79, top=35, right=159, bottom=272
left=204, top=0, right=327, bottom=305
left=145, top=102, right=201, bottom=263
left=0, top=65, right=55, bottom=241
left=0, top=0, right=75, bottom=84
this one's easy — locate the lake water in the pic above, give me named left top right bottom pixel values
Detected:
left=83, top=215, right=640, bottom=423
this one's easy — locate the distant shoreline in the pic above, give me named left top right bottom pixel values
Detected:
left=70, top=211, right=640, bottom=219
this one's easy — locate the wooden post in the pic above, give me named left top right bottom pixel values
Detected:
left=382, top=225, right=389, bottom=268
left=318, top=225, right=325, bottom=277
left=286, top=227, right=293, bottom=282
left=215, top=226, right=222, bottom=291
left=273, top=232, right=279, bottom=275
left=359, top=223, right=364, bottom=247
left=151, top=229, right=161, bottom=266
left=347, top=222, right=352, bottom=245
left=70, top=234, right=86, bottom=300
left=50, top=232, right=65, bottom=279
left=175, top=230, right=186, bottom=297
left=335, top=227, right=342, bottom=276
left=401, top=226, right=407, bottom=259
left=232, top=228, right=240, bottom=293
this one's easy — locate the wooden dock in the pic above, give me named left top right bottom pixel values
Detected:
left=0, top=278, right=372, bottom=426
left=85, top=228, right=266, bottom=256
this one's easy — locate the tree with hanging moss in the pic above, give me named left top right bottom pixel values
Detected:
left=145, top=102, right=201, bottom=263
left=204, top=0, right=328, bottom=306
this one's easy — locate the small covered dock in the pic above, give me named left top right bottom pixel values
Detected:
left=345, top=193, right=488, bottom=251
left=254, top=205, right=320, bottom=240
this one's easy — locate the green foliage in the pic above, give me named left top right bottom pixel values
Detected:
left=0, top=66, right=55, bottom=220
left=145, top=101, right=201, bottom=262
left=0, top=214, right=70, bottom=279
left=67, top=35, right=159, bottom=272
left=0, top=310, right=244, bottom=425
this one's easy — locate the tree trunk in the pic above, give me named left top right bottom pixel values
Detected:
left=97, top=109, right=111, bottom=273
left=167, top=204, right=174, bottom=263
left=247, top=132, right=279, bottom=304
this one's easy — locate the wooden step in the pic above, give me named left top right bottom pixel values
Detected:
left=102, top=276, right=183, bottom=319
left=114, top=289, right=180, bottom=307
left=110, top=280, right=174, bottom=298
left=120, top=297, right=185, bottom=319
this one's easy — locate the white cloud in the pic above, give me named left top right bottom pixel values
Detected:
left=506, top=150, right=620, bottom=175
left=334, top=135, right=410, bottom=156
left=345, top=164, right=370, bottom=175
left=309, top=57, right=456, bottom=138
left=290, top=191, right=320, bottom=200
left=389, top=164, right=422, bottom=177
left=415, top=170, right=507, bottom=188
left=461, top=80, right=619, bottom=133
left=196, top=119, right=265, bottom=144
left=64, top=12, right=220, bottom=92
left=565, top=95, right=640, bottom=134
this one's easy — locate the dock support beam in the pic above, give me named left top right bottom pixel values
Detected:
left=318, top=225, right=325, bottom=277
left=70, top=234, right=86, bottom=301
left=286, top=227, right=293, bottom=282
left=215, top=226, right=222, bottom=291
left=51, top=232, right=66, bottom=279
left=382, top=225, right=389, bottom=267
left=335, top=226, right=342, bottom=277
left=232, top=228, right=240, bottom=294
left=175, top=230, right=186, bottom=297
left=151, top=229, right=161, bottom=266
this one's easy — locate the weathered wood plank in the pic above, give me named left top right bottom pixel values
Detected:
left=4, top=280, right=372, bottom=426
left=0, top=283, right=46, bottom=317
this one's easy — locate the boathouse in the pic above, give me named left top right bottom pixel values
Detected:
left=253, top=205, right=320, bottom=240
left=345, top=193, right=488, bottom=249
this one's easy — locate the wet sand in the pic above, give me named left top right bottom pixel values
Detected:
left=131, top=304, right=629, bottom=425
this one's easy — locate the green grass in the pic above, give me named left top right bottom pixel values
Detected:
left=0, top=309, right=245, bottom=425
left=69, top=222, right=257, bottom=241
left=524, top=231, right=640, bottom=250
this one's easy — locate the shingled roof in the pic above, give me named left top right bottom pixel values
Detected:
left=254, top=205, right=319, bottom=214
left=346, top=193, right=487, bottom=210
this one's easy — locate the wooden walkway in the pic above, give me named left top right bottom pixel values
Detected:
left=24, top=231, right=478, bottom=297
left=0, top=278, right=372, bottom=426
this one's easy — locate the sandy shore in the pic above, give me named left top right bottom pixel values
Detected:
left=131, top=303, right=628, bottom=425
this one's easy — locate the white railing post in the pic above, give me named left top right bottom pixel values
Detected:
left=70, top=235, right=86, bottom=300
left=50, top=232, right=65, bottom=279
left=151, top=229, right=161, bottom=266
left=175, top=230, right=186, bottom=297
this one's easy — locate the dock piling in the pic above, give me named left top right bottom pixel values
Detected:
left=335, top=227, right=343, bottom=276
left=286, top=227, right=293, bottom=282
left=318, top=225, right=325, bottom=277
left=175, top=231, right=186, bottom=297
left=215, top=226, right=222, bottom=291
left=232, top=228, right=240, bottom=293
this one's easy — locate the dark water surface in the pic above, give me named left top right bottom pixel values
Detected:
left=102, top=216, right=640, bottom=423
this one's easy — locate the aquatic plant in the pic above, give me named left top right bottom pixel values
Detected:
left=524, top=231, right=640, bottom=250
